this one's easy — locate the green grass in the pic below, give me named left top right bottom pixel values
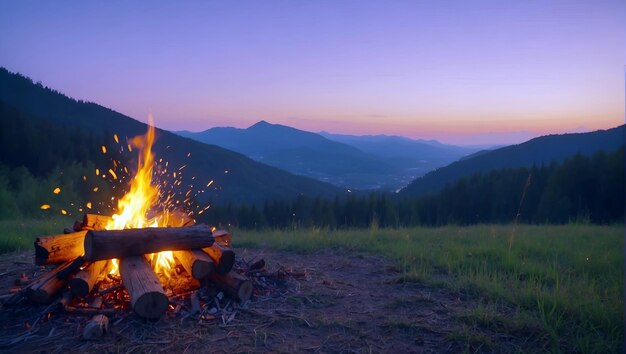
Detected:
left=234, top=224, right=624, bottom=352
left=0, top=217, right=73, bottom=253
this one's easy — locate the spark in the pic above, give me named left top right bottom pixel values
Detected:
left=53, top=187, right=61, bottom=194
left=40, top=204, right=50, bottom=210
left=114, top=134, right=119, bottom=143
left=101, top=145, right=107, bottom=154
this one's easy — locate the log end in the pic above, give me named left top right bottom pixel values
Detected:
left=69, top=278, right=90, bottom=298
left=191, top=260, right=214, bottom=280
left=132, top=291, right=168, bottom=319
left=34, top=244, right=50, bottom=266
left=83, top=231, right=94, bottom=262
left=216, top=250, right=235, bottom=275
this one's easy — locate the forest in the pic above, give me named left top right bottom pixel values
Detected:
left=200, top=147, right=624, bottom=228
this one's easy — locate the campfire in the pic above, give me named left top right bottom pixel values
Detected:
left=2, top=121, right=257, bottom=339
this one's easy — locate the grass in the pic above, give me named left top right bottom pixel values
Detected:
left=234, top=224, right=624, bottom=352
left=0, top=217, right=73, bottom=253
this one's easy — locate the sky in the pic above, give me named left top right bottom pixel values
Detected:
left=0, top=1, right=623, bottom=145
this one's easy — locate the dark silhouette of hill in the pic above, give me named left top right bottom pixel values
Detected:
left=400, top=125, right=626, bottom=196
left=318, top=131, right=480, bottom=169
left=0, top=68, right=342, bottom=205
left=178, top=121, right=411, bottom=190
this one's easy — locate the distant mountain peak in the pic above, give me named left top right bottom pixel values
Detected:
left=249, top=120, right=272, bottom=128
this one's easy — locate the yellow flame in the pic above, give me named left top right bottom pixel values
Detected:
left=106, top=118, right=158, bottom=230
left=104, top=115, right=176, bottom=275
left=109, top=258, right=119, bottom=275
left=151, top=251, right=175, bottom=278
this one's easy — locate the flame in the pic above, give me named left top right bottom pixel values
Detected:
left=104, top=115, right=176, bottom=276
left=109, top=258, right=119, bottom=275
left=106, top=117, right=158, bottom=230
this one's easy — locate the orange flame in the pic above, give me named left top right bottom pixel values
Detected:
left=105, top=115, right=176, bottom=276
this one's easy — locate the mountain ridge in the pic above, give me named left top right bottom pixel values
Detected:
left=399, top=125, right=626, bottom=197
left=0, top=67, right=343, bottom=205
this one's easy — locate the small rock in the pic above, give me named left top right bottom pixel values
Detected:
left=83, top=315, right=109, bottom=340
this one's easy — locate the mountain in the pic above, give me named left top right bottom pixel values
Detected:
left=0, top=68, right=343, bottom=205
left=319, top=131, right=481, bottom=172
left=400, top=125, right=626, bottom=196
left=178, top=122, right=409, bottom=190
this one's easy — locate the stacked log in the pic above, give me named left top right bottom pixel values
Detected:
left=34, top=231, right=86, bottom=265
left=83, top=225, right=214, bottom=262
left=203, top=242, right=235, bottom=274
left=208, top=271, right=253, bottom=302
left=119, top=256, right=168, bottom=319
left=69, top=260, right=108, bottom=297
left=15, top=215, right=253, bottom=321
left=173, top=250, right=214, bottom=280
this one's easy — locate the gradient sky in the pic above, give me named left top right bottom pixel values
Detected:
left=0, top=1, right=623, bottom=145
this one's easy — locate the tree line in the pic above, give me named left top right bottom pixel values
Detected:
left=0, top=100, right=130, bottom=219
left=197, top=148, right=624, bottom=228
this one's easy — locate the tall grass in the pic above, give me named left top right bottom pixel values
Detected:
left=0, top=217, right=72, bottom=253
left=235, top=224, right=624, bottom=352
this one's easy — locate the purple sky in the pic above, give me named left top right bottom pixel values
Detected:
left=0, top=1, right=623, bottom=145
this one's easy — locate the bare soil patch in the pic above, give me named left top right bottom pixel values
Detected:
left=0, top=248, right=527, bottom=353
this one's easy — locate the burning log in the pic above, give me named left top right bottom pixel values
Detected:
left=69, top=260, right=108, bottom=297
left=173, top=250, right=214, bottom=280
left=209, top=271, right=253, bottom=302
left=28, top=257, right=84, bottom=304
left=119, top=256, right=168, bottom=319
left=82, top=214, right=113, bottom=231
left=203, top=242, right=235, bottom=274
left=34, top=231, right=86, bottom=265
left=83, top=225, right=214, bottom=262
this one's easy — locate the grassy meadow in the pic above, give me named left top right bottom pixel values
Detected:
left=0, top=220, right=622, bottom=351
left=234, top=224, right=624, bottom=352
left=0, top=217, right=73, bottom=253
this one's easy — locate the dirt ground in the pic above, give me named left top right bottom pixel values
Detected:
left=0, top=248, right=526, bottom=353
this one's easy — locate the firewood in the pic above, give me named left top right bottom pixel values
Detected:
left=83, top=314, right=109, bottom=340
left=202, top=242, right=235, bottom=274
left=212, top=229, right=232, bottom=247
left=28, top=257, right=84, bottom=304
left=119, top=256, right=168, bottom=319
left=208, top=271, right=253, bottom=302
left=173, top=250, right=214, bottom=280
left=82, top=214, right=113, bottom=231
left=69, top=260, right=108, bottom=297
left=34, top=231, right=86, bottom=265
left=83, top=225, right=214, bottom=262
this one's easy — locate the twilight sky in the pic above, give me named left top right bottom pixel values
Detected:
left=0, top=1, right=623, bottom=145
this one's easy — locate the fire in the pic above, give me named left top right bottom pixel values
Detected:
left=104, top=115, right=176, bottom=276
